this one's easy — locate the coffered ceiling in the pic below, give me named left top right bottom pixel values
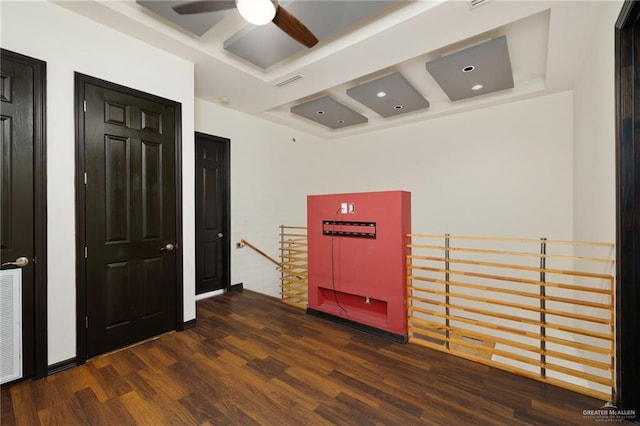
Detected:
left=54, top=0, right=607, bottom=138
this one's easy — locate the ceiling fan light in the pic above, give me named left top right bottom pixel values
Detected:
left=236, top=0, right=276, bottom=25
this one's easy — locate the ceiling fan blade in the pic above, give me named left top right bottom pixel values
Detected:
left=172, top=1, right=235, bottom=15
left=272, top=5, right=318, bottom=48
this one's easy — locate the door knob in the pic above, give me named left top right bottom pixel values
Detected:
left=161, top=243, right=175, bottom=252
left=217, top=232, right=224, bottom=239
left=1, top=256, right=29, bottom=268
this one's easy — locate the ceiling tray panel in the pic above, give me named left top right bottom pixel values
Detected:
left=137, top=1, right=227, bottom=36
left=224, top=1, right=396, bottom=69
left=291, top=96, right=367, bottom=129
left=425, top=36, right=514, bottom=102
left=346, top=72, right=429, bottom=118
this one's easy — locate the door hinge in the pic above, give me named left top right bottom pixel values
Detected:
left=83, top=100, right=86, bottom=113
left=85, top=317, right=89, bottom=328
left=84, top=246, right=88, bottom=259
left=84, top=172, right=87, bottom=185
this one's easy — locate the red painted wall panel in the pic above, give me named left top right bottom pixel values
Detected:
left=307, top=191, right=411, bottom=338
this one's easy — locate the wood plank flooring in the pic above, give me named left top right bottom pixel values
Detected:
left=2, top=289, right=611, bottom=425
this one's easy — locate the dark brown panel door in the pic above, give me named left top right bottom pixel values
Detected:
left=0, top=54, right=35, bottom=381
left=616, top=1, right=640, bottom=416
left=84, top=83, right=177, bottom=357
left=195, top=133, right=229, bottom=294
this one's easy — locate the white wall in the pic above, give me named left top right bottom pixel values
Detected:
left=573, top=0, right=621, bottom=248
left=326, top=92, right=575, bottom=241
left=1, top=1, right=196, bottom=365
left=196, top=92, right=576, bottom=299
left=195, top=99, right=326, bottom=297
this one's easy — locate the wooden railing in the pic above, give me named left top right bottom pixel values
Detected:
left=240, top=238, right=281, bottom=268
left=279, top=225, right=308, bottom=309
left=275, top=227, right=615, bottom=400
left=407, top=234, right=615, bottom=401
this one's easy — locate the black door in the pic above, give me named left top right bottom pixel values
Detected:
left=615, top=1, right=640, bottom=416
left=1, top=53, right=36, bottom=381
left=82, top=82, right=178, bottom=357
left=1, top=50, right=46, bottom=381
left=195, top=133, right=230, bottom=294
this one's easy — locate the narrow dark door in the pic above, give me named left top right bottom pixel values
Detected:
left=615, top=1, right=640, bottom=416
left=195, top=133, right=230, bottom=294
left=83, top=83, right=177, bottom=357
left=1, top=54, right=35, bottom=381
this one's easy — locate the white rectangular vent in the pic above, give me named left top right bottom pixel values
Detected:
left=1, top=269, right=23, bottom=385
left=468, top=0, right=492, bottom=9
left=275, top=75, right=303, bottom=87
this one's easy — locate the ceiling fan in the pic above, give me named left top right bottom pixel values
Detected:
left=172, top=0, right=319, bottom=48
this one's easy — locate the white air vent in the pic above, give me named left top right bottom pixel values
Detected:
left=275, top=75, right=303, bottom=87
left=1, top=269, right=22, bottom=384
left=468, top=0, right=492, bottom=9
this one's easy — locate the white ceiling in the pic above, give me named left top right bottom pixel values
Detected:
left=54, top=0, right=606, bottom=138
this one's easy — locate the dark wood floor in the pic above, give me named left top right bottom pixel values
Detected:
left=2, top=289, right=611, bottom=425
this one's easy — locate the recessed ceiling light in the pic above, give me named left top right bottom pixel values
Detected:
left=393, top=105, right=403, bottom=110
left=471, top=84, right=484, bottom=91
left=376, top=91, right=387, bottom=98
left=462, top=65, right=476, bottom=73
left=337, top=119, right=345, bottom=124
left=316, top=110, right=325, bottom=115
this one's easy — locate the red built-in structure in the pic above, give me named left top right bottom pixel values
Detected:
left=307, top=191, right=411, bottom=341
